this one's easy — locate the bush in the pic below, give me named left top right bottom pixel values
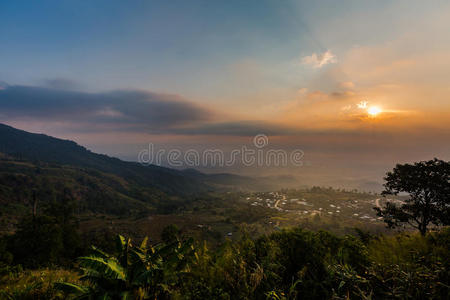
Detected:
left=5, top=227, right=450, bottom=299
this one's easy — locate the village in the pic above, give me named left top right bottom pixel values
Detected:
left=243, top=190, right=387, bottom=223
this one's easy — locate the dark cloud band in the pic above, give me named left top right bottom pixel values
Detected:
left=0, top=84, right=212, bottom=130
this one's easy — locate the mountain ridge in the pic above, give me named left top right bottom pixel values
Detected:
left=0, top=123, right=298, bottom=196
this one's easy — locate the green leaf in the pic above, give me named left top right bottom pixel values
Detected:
left=54, top=282, right=89, bottom=295
left=78, top=255, right=126, bottom=281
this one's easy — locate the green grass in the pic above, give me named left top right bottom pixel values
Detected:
left=0, top=267, right=80, bottom=300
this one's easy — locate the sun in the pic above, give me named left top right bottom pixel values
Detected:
left=367, top=106, right=382, bottom=117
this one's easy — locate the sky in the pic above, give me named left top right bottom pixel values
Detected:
left=1, top=0, right=450, bottom=190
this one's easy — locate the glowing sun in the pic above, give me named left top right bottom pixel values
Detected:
left=367, top=106, right=382, bottom=117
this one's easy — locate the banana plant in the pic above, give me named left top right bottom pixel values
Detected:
left=56, top=235, right=195, bottom=299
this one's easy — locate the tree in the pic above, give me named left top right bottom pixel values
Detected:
left=8, top=187, right=81, bottom=267
left=375, top=158, right=450, bottom=235
left=10, top=215, right=64, bottom=267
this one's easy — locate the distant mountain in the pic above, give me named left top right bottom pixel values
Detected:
left=0, top=124, right=300, bottom=206
left=0, top=123, right=210, bottom=196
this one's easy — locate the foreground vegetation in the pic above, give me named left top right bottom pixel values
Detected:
left=0, top=267, right=79, bottom=299
left=1, top=227, right=449, bottom=299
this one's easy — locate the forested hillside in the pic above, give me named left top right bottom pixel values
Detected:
left=0, top=123, right=210, bottom=196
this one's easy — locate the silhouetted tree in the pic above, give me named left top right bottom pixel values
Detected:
left=375, top=158, right=450, bottom=235
left=8, top=188, right=81, bottom=267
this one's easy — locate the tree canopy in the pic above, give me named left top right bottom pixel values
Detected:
left=376, top=158, right=450, bottom=235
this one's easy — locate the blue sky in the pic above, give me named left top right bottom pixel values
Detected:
left=0, top=1, right=407, bottom=94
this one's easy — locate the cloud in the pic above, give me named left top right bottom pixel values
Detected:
left=297, top=88, right=308, bottom=96
left=0, top=85, right=213, bottom=132
left=0, top=83, right=396, bottom=137
left=339, top=81, right=354, bottom=90
left=302, top=50, right=337, bottom=68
